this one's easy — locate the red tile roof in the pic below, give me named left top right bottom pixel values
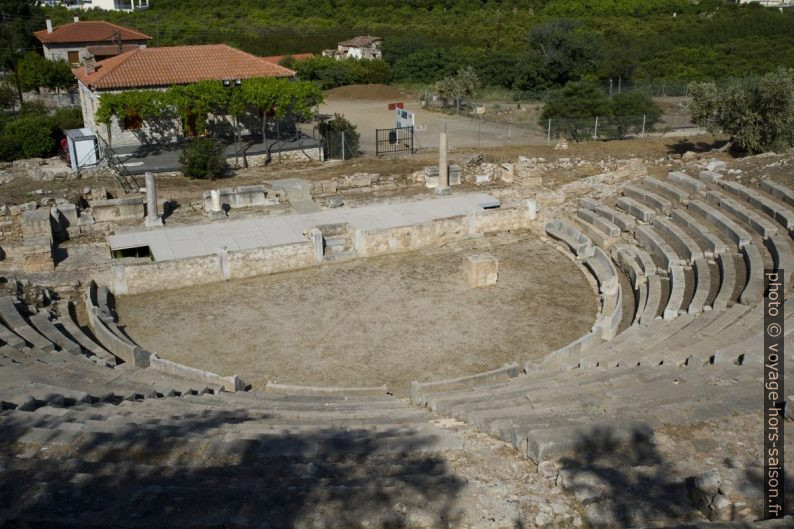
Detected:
left=73, top=44, right=296, bottom=90
left=85, top=44, right=142, bottom=57
left=34, top=21, right=151, bottom=44
left=339, top=36, right=381, bottom=48
left=262, top=53, right=314, bottom=64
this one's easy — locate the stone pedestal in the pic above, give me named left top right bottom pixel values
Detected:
left=464, top=253, right=499, bottom=287
left=144, top=172, right=163, bottom=227
left=208, top=189, right=227, bottom=221
left=436, top=132, right=451, bottom=195
left=527, top=199, right=537, bottom=221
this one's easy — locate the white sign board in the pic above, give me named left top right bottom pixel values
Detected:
left=396, top=108, right=414, bottom=128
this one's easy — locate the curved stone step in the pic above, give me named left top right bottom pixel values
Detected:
left=688, top=200, right=752, bottom=248
left=617, top=196, right=656, bottom=222
left=719, top=180, right=794, bottom=231
left=29, top=313, right=81, bottom=356
left=561, top=213, right=618, bottom=250
left=652, top=217, right=704, bottom=264
left=689, top=258, right=712, bottom=314
left=667, top=171, right=705, bottom=194
left=643, top=176, right=690, bottom=203
left=641, top=274, right=664, bottom=325
left=576, top=208, right=621, bottom=237
left=766, top=234, right=794, bottom=289
left=581, top=198, right=636, bottom=232
left=623, top=184, right=673, bottom=214
left=53, top=302, right=117, bottom=366
left=670, top=208, right=728, bottom=258
left=634, top=225, right=683, bottom=270
left=0, top=322, right=25, bottom=349
left=664, top=265, right=687, bottom=320
left=697, top=170, right=723, bottom=184
left=410, top=363, right=520, bottom=406
left=610, top=245, right=647, bottom=325
left=545, top=219, right=593, bottom=257
left=0, top=297, right=55, bottom=353
left=760, top=178, right=794, bottom=207
left=739, top=244, right=764, bottom=304
left=713, top=252, right=738, bottom=310
left=705, top=190, right=779, bottom=239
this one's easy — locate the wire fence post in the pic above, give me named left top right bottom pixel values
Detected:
left=547, top=119, right=551, bottom=144
left=641, top=114, right=646, bottom=137
left=341, top=131, right=345, bottom=160
left=593, top=116, right=599, bottom=140
left=507, top=112, right=512, bottom=146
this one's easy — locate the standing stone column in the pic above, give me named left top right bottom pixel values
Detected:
left=208, top=189, right=227, bottom=220
left=436, top=132, right=451, bottom=195
left=144, top=172, right=163, bottom=227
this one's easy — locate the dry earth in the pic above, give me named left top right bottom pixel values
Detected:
left=116, top=236, right=596, bottom=395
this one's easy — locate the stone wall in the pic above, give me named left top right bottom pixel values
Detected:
left=202, top=185, right=277, bottom=212
left=109, top=205, right=535, bottom=295
left=245, top=146, right=324, bottom=166
left=112, top=253, right=222, bottom=295
left=90, top=196, right=145, bottom=222
left=111, top=241, right=315, bottom=295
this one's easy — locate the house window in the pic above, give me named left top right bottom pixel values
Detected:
left=67, top=51, right=80, bottom=65
left=123, top=111, right=144, bottom=130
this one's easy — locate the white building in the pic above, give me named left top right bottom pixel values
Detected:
left=322, top=36, right=382, bottom=61
left=56, top=0, right=149, bottom=12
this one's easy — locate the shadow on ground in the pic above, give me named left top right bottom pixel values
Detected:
left=667, top=138, right=730, bottom=155
left=557, top=425, right=697, bottom=528
left=0, top=407, right=464, bottom=528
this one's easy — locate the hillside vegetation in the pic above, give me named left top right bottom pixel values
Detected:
left=41, top=0, right=794, bottom=90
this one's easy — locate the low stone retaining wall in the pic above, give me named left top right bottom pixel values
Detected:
left=265, top=381, right=387, bottom=397
left=108, top=205, right=535, bottom=295
left=410, top=363, right=520, bottom=406
left=150, top=354, right=245, bottom=392
left=90, top=197, right=145, bottom=222
left=202, top=185, right=278, bottom=212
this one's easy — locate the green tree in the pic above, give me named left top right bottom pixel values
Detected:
left=179, top=136, right=226, bottom=179
left=541, top=81, right=610, bottom=142
left=1, top=0, right=45, bottom=106
left=432, top=66, right=480, bottom=112
left=689, top=67, right=794, bottom=155
left=527, top=18, right=603, bottom=86
left=318, top=113, right=359, bottom=159
left=17, top=52, right=75, bottom=92
left=608, top=92, right=662, bottom=139
left=0, top=84, right=14, bottom=109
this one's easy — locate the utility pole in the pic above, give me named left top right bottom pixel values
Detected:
left=112, top=30, right=122, bottom=55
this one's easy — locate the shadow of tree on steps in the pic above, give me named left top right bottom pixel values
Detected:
left=557, top=424, right=697, bottom=528
left=0, top=406, right=464, bottom=528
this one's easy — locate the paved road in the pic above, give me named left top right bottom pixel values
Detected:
left=112, top=134, right=322, bottom=175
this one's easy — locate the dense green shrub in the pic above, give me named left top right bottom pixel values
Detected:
left=292, top=56, right=392, bottom=89
left=0, top=112, right=58, bottom=161
left=318, top=114, right=359, bottom=159
left=52, top=107, right=84, bottom=132
left=179, top=137, right=226, bottom=179
left=608, top=92, right=663, bottom=139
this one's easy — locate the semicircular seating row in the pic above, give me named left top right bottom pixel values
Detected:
left=0, top=282, right=462, bottom=527
left=411, top=169, right=794, bottom=463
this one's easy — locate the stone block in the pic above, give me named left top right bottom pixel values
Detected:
left=90, top=196, right=145, bottom=222
left=464, top=253, right=499, bottom=287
